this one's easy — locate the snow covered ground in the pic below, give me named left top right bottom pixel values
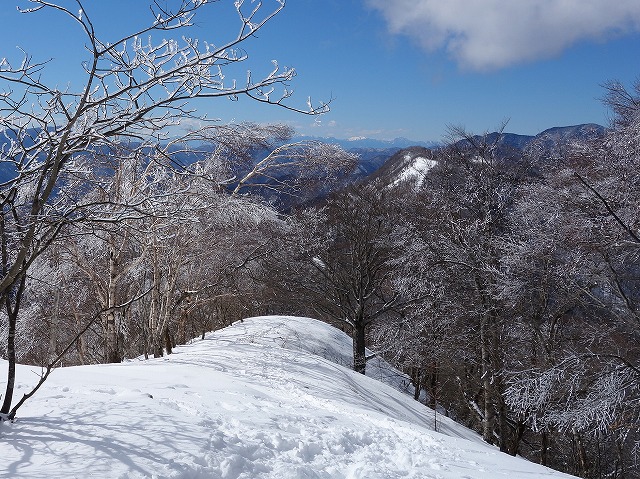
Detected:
left=391, top=154, right=437, bottom=187
left=1, top=316, right=576, bottom=479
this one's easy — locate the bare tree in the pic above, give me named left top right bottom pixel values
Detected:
left=0, top=0, right=326, bottom=420
left=394, top=126, right=530, bottom=453
left=504, top=80, right=640, bottom=477
left=300, top=183, right=407, bottom=374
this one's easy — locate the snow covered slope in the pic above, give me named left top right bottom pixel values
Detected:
left=1, top=316, right=576, bottom=479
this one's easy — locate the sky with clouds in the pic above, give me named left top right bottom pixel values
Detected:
left=0, top=0, right=639, bottom=141
left=367, top=0, right=640, bottom=71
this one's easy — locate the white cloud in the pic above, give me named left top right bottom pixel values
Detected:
left=365, top=0, right=640, bottom=70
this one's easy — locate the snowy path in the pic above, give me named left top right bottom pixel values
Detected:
left=1, top=316, right=576, bottom=479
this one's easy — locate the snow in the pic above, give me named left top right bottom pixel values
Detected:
left=1, top=316, right=577, bottom=479
left=393, top=155, right=437, bottom=187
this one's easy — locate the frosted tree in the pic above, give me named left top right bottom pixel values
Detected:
left=3, top=122, right=355, bottom=370
left=503, top=80, right=640, bottom=476
left=192, top=121, right=357, bottom=205
left=400, top=126, right=529, bottom=453
left=0, top=0, right=327, bottom=420
left=372, top=203, right=457, bottom=411
left=300, top=183, right=410, bottom=375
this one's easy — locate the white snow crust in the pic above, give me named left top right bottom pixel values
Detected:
left=0, top=316, right=577, bottom=478
left=393, top=155, right=437, bottom=187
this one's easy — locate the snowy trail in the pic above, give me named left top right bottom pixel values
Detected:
left=1, top=316, right=576, bottom=478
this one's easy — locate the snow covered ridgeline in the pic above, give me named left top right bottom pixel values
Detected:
left=1, top=316, right=577, bottom=479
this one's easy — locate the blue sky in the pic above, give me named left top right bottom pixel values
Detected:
left=0, top=0, right=639, bottom=141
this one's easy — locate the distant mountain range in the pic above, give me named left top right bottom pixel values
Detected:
left=0, top=124, right=607, bottom=208
left=296, top=123, right=604, bottom=159
left=363, top=123, right=606, bottom=187
left=293, top=135, right=439, bottom=150
left=303, top=123, right=606, bottom=186
left=460, top=123, right=605, bottom=153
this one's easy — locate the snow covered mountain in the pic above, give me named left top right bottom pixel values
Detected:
left=1, top=316, right=577, bottom=479
left=370, top=146, right=437, bottom=187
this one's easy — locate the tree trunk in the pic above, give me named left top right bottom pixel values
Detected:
left=74, top=312, right=88, bottom=365
left=540, top=430, right=549, bottom=466
left=0, top=305, right=16, bottom=415
left=164, top=325, right=173, bottom=355
left=505, top=420, right=526, bottom=456
left=1, top=274, right=26, bottom=416
left=152, top=332, right=164, bottom=358
left=480, top=314, right=495, bottom=444
left=573, top=429, right=589, bottom=478
left=411, top=367, right=421, bottom=401
left=48, top=288, right=60, bottom=361
left=496, top=374, right=510, bottom=453
left=177, top=311, right=187, bottom=345
left=105, top=309, right=120, bottom=363
left=427, top=363, right=439, bottom=409
left=353, top=320, right=366, bottom=374
left=104, top=242, right=121, bottom=363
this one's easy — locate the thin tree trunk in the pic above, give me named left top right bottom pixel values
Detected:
left=411, top=367, right=421, bottom=401
left=48, top=288, right=60, bottom=361
left=353, top=320, right=366, bottom=374
left=105, top=242, right=121, bottom=363
left=1, top=305, right=16, bottom=415
left=573, top=429, right=589, bottom=478
left=105, top=309, right=120, bottom=363
left=164, top=325, right=173, bottom=355
left=1, top=274, right=26, bottom=416
left=540, top=430, right=549, bottom=466
left=480, top=314, right=495, bottom=444
left=74, top=312, right=88, bottom=365
left=427, top=364, right=439, bottom=409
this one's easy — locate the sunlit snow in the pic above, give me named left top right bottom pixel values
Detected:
left=393, top=155, right=437, bottom=187
left=1, top=316, right=577, bottom=478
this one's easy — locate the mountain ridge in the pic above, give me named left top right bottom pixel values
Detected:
left=364, top=123, right=606, bottom=186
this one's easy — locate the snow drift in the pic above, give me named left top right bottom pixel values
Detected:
left=0, top=316, right=576, bottom=478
